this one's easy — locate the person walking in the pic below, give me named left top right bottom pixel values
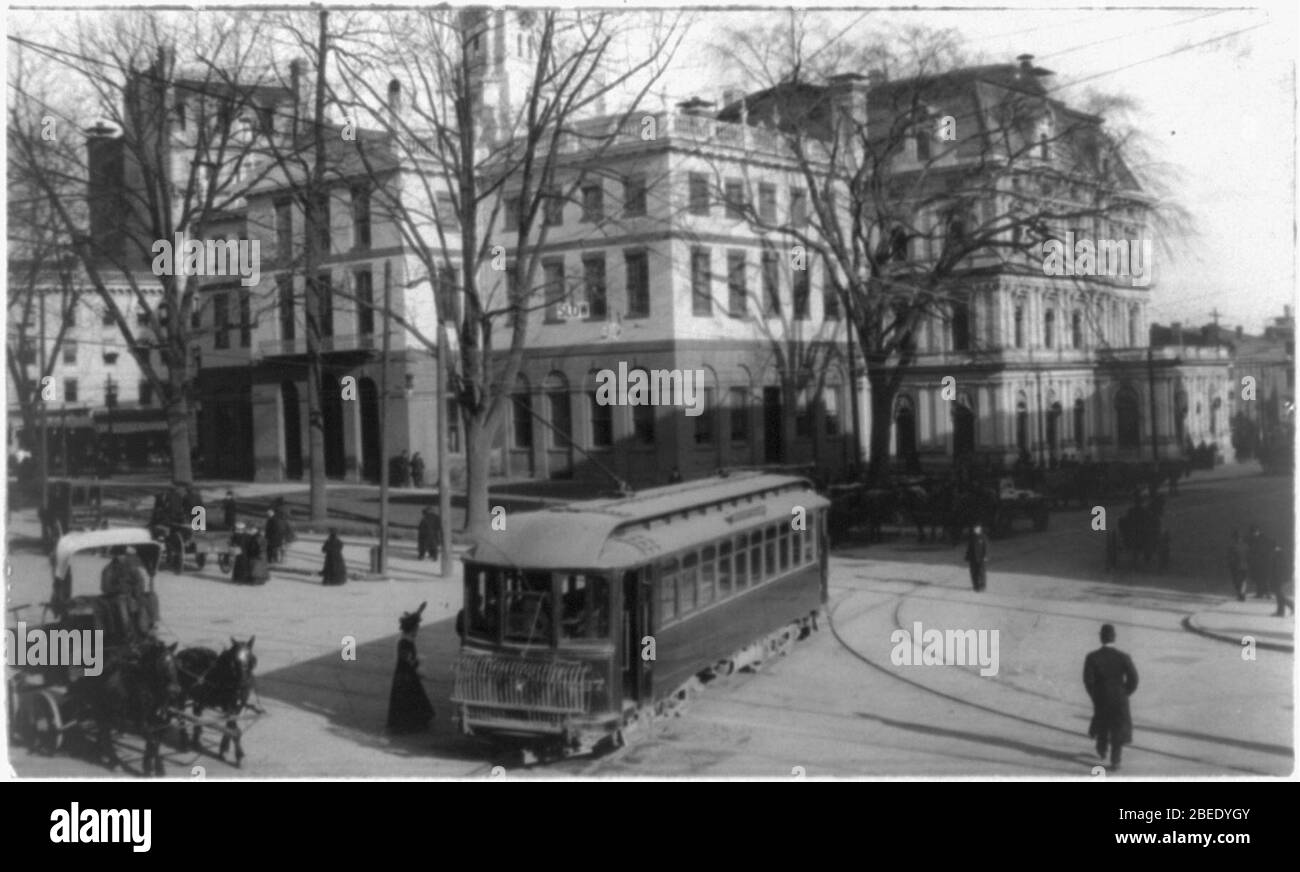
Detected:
left=965, top=524, right=988, bottom=592
left=320, top=529, right=348, bottom=586
left=245, top=529, right=270, bottom=585
left=417, top=506, right=441, bottom=562
left=1247, top=526, right=1271, bottom=599
left=222, top=490, right=237, bottom=531
left=386, top=602, right=435, bottom=734
left=410, top=452, right=426, bottom=488
left=1227, top=529, right=1249, bottom=602
left=264, top=509, right=285, bottom=565
left=1083, top=623, right=1139, bottom=771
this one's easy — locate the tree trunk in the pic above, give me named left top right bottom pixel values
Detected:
left=462, top=410, right=502, bottom=538
left=866, top=370, right=896, bottom=486
left=165, top=394, right=194, bottom=484
left=306, top=356, right=327, bottom=521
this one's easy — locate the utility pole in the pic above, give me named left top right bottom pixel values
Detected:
left=436, top=317, right=452, bottom=578
left=376, top=261, right=392, bottom=572
left=38, top=285, right=48, bottom=522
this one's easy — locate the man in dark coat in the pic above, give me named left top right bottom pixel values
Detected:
left=264, top=509, right=285, bottom=564
left=387, top=602, right=435, bottom=734
left=417, top=507, right=441, bottom=561
left=222, top=491, right=238, bottom=531
left=965, top=524, right=988, bottom=592
left=1083, top=623, right=1139, bottom=771
left=1270, top=543, right=1294, bottom=617
left=320, top=529, right=348, bottom=585
left=410, top=452, right=426, bottom=488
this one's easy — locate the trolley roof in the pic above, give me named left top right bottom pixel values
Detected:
left=52, top=527, right=159, bottom=580
left=470, top=472, right=829, bottom=571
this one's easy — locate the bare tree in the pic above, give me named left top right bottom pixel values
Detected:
left=8, top=11, right=286, bottom=484
left=330, top=8, right=684, bottom=535
left=715, top=13, right=1176, bottom=481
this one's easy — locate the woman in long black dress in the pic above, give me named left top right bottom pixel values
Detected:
left=320, top=529, right=347, bottom=586
left=387, top=602, right=434, bottom=734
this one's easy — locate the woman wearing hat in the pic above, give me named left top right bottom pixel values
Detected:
left=387, top=602, right=435, bottom=734
left=320, top=529, right=348, bottom=586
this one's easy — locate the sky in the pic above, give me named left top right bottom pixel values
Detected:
left=6, top=2, right=1296, bottom=334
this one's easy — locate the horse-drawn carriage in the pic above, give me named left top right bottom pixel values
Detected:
left=6, top=528, right=260, bottom=775
left=153, top=522, right=243, bottom=576
left=39, top=478, right=109, bottom=550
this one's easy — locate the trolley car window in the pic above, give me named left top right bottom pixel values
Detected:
left=659, top=558, right=678, bottom=624
left=699, top=546, right=716, bottom=606
left=779, top=524, right=791, bottom=572
left=503, top=570, right=554, bottom=643
left=733, top=537, right=748, bottom=591
left=560, top=573, right=610, bottom=640
left=764, top=526, right=777, bottom=581
left=804, top=513, right=817, bottom=564
left=466, top=565, right=501, bottom=640
left=679, top=553, right=698, bottom=614
left=717, top=541, right=733, bottom=598
left=750, top=531, right=763, bottom=585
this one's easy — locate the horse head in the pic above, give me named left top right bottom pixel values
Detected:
left=225, top=636, right=258, bottom=694
left=139, top=639, right=183, bottom=709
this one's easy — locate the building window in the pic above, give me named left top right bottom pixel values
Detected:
left=1015, top=400, right=1029, bottom=454
left=758, top=183, right=777, bottom=222
left=633, top=404, right=655, bottom=444
left=1128, top=307, right=1138, bottom=347
left=543, top=259, right=565, bottom=322
left=447, top=398, right=462, bottom=454
left=213, top=293, right=230, bottom=349
left=729, top=387, right=749, bottom=442
left=311, top=192, right=330, bottom=254
left=239, top=291, right=251, bottom=348
left=724, top=179, right=746, bottom=219
left=316, top=273, right=334, bottom=337
left=762, top=250, right=780, bottom=317
left=915, top=127, right=931, bottom=162
left=623, top=175, right=647, bottom=217
left=436, top=192, right=458, bottom=230
left=691, top=248, right=712, bottom=316
left=62, top=340, right=77, bottom=364
left=824, top=278, right=841, bottom=320
left=583, top=254, right=607, bottom=319
left=438, top=267, right=460, bottom=326
left=499, top=195, right=520, bottom=232
left=543, top=187, right=564, bottom=226
left=63, top=378, right=78, bottom=403
left=1044, top=309, right=1055, bottom=349
left=1014, top=305, right=1025, bottom=348
left=795, top=389, right=813, bottom=438
left=790, top=188, right=807, bottom=226
left=355, top=269, right=374, bottom=334
left=278, top=275, right=295, bottom=341
left=590, top=393, right=613, bottom=448
left=952, top=302, right=970, bottom=351
left=139, top=380, right=153, bottom=406
left=136, top=308, right=150, bottom=327
left=793, top=267, right=810, bottom=321
left=825, top=386, right=841, bottom=436
left=688, top=172, right=710, bottom=215
left=548, top=388, right=571, bottom=449
left=63, top=303, right=77, bottom=328
left=104, top=377, right=118, bottom=408
left=625, top=251, right=649, bottom=318
left=1115, top=388, right=1140, bottom=449
left=1071, top=310, right=1083, bottom=349
left=1073, top=398, right=1086, bottom=449
left=352, top=185, right=371, bottom=249
left=727, top=250, right=747, bottom=318
left=581, top=184, right=604, bottom=223
left=102, top=307, right=114, bottom=327
left=103, top=350, right=119, bottom=365
left=512, top=389, right=533, bottom=449
left=695, top=388, right=715, bottom=445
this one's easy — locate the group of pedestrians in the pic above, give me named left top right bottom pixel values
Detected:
left=1227, top=526, right=1294, bottom=616
left=388, top=450, right=427, bottom=488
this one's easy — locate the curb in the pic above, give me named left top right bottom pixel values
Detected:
left=1182, top=613, right=1294, bottom=653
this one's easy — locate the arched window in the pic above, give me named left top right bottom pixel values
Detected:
left=1015, top=396, right=1029, bottom=454
left=1128, top=306, right=1139, bottom=347
left=1014, top=304, right=1025, bottom=349
left=512, top=375, right=534, bottom=449
left=952, top=302, right=970, bottom=351
left=1044, top=309, right=1056, bottom=349
left=1073, top=397, right=1086, bottom=450
left=1071, top=310, right=1083, bottom=349
left=1115, top=387, right=1140, bottom=449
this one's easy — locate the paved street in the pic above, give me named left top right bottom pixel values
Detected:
left=4, top=465, right=1292, bottom=778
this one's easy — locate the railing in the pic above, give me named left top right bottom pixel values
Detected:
left=541, top=111, right=790, bottom=158
left=451, top=652, right=595, bottom=731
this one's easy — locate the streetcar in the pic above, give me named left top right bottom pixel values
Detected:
left=451, top=472, right=829, bottom=757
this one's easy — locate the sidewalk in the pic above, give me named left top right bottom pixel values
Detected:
left=272, top=530, right=468, bottom=584
left=1185, top=599, right=1295, bottom=652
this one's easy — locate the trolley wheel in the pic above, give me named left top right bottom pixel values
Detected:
left=28, top=690, right=64, bottom=753
left=218, top=553, right=233, bottom=574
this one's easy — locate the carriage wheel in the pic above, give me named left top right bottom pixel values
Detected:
left=218, top=553, right=233, bottom=574
left=195, top=552, right=207, bottom=570
left=28, top=690, right=64, bottom=753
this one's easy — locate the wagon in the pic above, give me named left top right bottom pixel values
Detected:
left=6, top=527, right=163, bottom=753
left=153, top=523, right=242, bottom=575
